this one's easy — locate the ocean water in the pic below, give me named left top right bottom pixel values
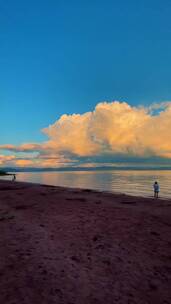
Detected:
left=2, top=170, right=171, bottom=198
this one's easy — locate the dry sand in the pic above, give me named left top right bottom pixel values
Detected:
left=0, top=179, right=171, bottom=304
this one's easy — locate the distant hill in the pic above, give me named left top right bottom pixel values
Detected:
left=2, top=166, right=171, bottom=172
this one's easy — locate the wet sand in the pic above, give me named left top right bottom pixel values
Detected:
left=0, top=179, right=171, bottom=304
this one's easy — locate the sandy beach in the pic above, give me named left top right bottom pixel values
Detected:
left=0, top=179, right=171, bottom=304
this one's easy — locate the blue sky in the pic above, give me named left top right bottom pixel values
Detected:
left=0, top=0, right=171, bottom=167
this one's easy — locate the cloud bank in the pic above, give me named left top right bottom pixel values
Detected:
left=1, top=101, right=171, bottom=167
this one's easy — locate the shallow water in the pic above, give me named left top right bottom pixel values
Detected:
left=2, top=170, right=171, bottom=198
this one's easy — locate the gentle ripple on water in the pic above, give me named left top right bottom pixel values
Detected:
left=1, top=170, right=171, bottom=198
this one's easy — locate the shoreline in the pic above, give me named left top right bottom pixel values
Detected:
left=0, top=179, right=171, bottom=303
left=1, top=177, right=169, bottom=201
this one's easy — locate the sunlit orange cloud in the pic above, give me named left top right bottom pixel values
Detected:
left=43, top=112, right=100, bottom=156
left=0, top=156, right=75, bottom=168
left=0, top=143, right=42, bottom=152
left=43, top=101, right=171, bottom=158
left=0, top=155, right=16, bottom=165
left=1, top=101, right=171, bottom=167
left=14, top=159, right=34, bottom=167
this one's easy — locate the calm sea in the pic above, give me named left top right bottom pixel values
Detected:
left=2, top=170, right=171, bottom=198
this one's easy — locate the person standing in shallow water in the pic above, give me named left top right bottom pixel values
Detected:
left=12, top=174, right=16, bottom=181
left=153, top=181, right=159, bottom=198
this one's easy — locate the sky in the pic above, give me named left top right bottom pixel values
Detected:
left=0, top=0, right=171, bottom=168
